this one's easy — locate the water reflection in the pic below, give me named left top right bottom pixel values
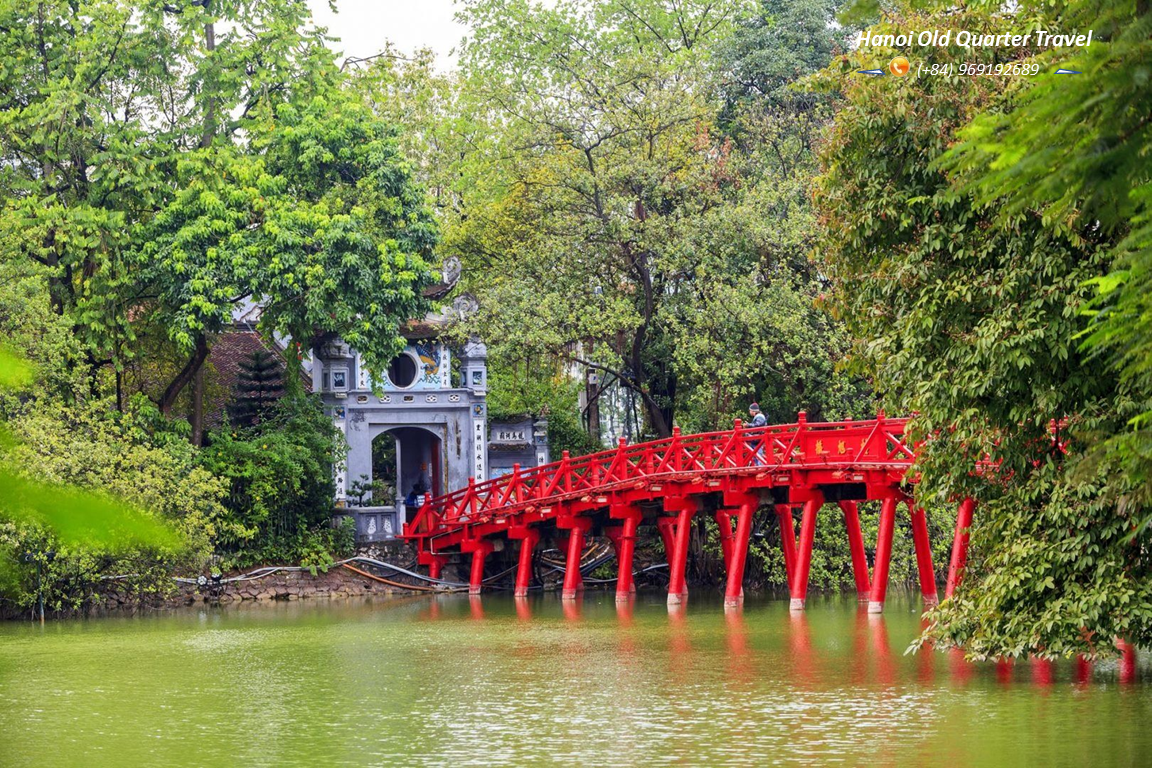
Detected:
left=2, top=593, right=1149, bottom=767
left=562, top=594, right=582, bottom=622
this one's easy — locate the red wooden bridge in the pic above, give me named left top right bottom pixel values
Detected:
left=402, top=413, right=977, bottom=613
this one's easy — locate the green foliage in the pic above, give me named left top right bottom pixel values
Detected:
left=2, top=397, right=219, bottom=550
left=393, top=0, right=871, bottom=441
left=0, top=0, right=436, bottom=607
left=936, top=0, right=1152, bottom=521
left=0, top=389, right=200, bottom=613
left=201, top=389, right=344, bottom=568
left=814, top=4, right=1150, bottom=657
left=0, top=260, right=84, bottom=399
left=487, top=357, right=602, bottom=457
left=0, top=345, right=33, bottom=392
left=0, top=0, right=436, bottom=416
left=134, top=91, right=438, bottom=378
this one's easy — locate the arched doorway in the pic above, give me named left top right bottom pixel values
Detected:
left=372, top=427, right=443, bottom=512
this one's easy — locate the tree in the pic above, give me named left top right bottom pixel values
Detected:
left=0, top=0, right=438, bottom=437
left=0, top=344, right=187, bottom=612
left=202, top=387, right=343, bottom=567
left=431, top=0, right=867, bottom=440
left=228, top=350, right=285, bottom=428
left=814, top=3, right=1151, bottom=658
left=938, top=0, right=1152, bottom=519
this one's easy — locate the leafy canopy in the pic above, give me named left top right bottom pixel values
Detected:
left=814, top=0, right=1152, bottom=657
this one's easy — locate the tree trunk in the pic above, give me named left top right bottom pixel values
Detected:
left=159, top=334, right=209, bottom=416
left=191, top=364, right=205, bottom=446
left=183, top=12, right=216, bottom=442
left=584, top=341, right=601, bottom=444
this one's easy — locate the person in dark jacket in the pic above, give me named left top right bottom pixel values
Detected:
left=748, top=402, right=767, bottom=464
left=748, top=402, right=767, bottom=428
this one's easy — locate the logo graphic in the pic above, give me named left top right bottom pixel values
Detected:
left=856, top=68, right=885, bottom=76
left=889, top=57, right=910, bottom=77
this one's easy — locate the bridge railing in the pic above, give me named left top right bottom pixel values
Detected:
left=403, top=415, right=913, bottom=539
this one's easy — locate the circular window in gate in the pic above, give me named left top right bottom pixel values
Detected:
left=387, top=352, right=419, bottom=389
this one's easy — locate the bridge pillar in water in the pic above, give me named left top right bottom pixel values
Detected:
left=461, top=539, right=495, bottom=596
left=508, top=526, right=541, bottom=598
left=723, top=494, right=759, bottom=608
left=665, top=497, right=697, bottom=605
left=868, top=497, right=900, bottom=613
left=790, top=492, right=825, bottom=611
left=908, top=500, right=939, bottom=607
left=838, top=501, right=871, bottom=601
left=608, top=504, right=643, bottom=602
left=945, top=498, right=976, bottom=598
left=419, top=551, right=450, bottom=583
left=775, top=505, right=798, bottom=587
left=557, top=516, right=592, bottom=600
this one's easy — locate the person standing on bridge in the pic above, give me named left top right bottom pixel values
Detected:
left=748, top=402, right=767, bottom=465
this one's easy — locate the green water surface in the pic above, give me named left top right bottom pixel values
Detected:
left=1, top=593, right=1149, bottom=766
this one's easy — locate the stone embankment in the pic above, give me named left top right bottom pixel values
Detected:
left=102, top=543, right=422, bottom=611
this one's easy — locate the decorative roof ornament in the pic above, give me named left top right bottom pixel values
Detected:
left=421, top=255, right=463, bottom=300
left=452, top=293, right=479, bottom=321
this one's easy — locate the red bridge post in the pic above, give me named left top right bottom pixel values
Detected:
left=462, top=539, right=494, bottom=596
left=908, top=501, right=939, bottom=607
left=945, top=497, right=976, bottom=598
left=790, top=492, right=825, bottom=611
left=839, top=501, right=871, bottom=601
left=724, top=497, right=757, bottom=608
left=509, top=526, right=541, bottom=598
left=558, top=515, right=592, bottom=600
left=665, top=496, right=697, bottom=606
left=868, top=496, right=899, bottom=613
left=418, top=551, right=450, bottom=582
left=776, top=505, right=798, bottom=587
left=609, top=505, right=643, bottom=602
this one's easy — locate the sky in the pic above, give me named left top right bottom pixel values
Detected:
left=306, top=0, right=470, bottom=68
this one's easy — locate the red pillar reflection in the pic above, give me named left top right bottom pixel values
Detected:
left=788, top=610, right=815, bottom=688
left=1030, top=657, right=1054, bottom=687
left=668, top=601, right=692, bottom=669
left=562, top=593, right=583, bottom=622
left=996, top=658, right=1014, bottom=686
left=1118, top=640, right=1137, bottom=684
left=868, top=613, right=896, bottom=687
left=724, top=605, right=753, bottom=686
left=916, top=618, right=935, bottom=685
left=615, top=594, right=635, bottom=627
left=514, top=595, right=532, bottom=622
left=1074, top=655, right=1093, bottom=687
left=948, top=648, right=974, bottom=687
left=469, top=594, right=485, bottom=621
left=850, top=606, right=870, bottom=685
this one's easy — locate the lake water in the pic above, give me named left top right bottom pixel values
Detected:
left=1, top=593, right=1149, bottom=766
